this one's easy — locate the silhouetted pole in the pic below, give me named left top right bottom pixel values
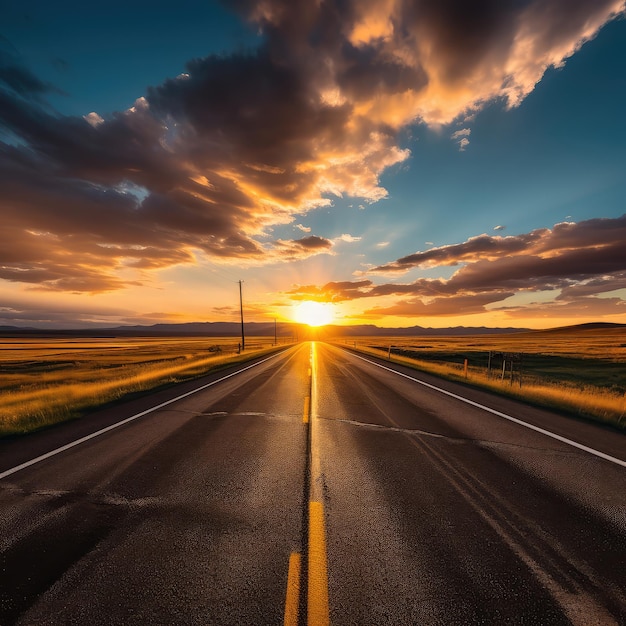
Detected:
left=239, top=280, right=245, bottom=351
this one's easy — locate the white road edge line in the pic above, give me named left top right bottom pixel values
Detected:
left=0, top=352, right=284, bottom=480
left=347, top=350, right=626, bottom=469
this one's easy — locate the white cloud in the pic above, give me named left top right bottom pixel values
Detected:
left=335, top=233, right=362, bottom=243
left=83, top=112, right=104, bottom=128
left=451, top=128, right=471, bottom=139
left=451, top=128, right=471, bottom=151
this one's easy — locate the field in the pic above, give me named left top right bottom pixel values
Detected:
left=0, top=336, right=286, bottom=437
left=336, top=324, right=626, bottom=429
left=1, top=325, right=625, bottom=437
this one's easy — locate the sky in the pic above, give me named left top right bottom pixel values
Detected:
left=1, top=0, right=625, bottom=330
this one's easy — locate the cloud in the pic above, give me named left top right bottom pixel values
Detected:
left=83, top=112, right=105, bottom=128
left=373, top=214, right=626, bottom=277
left=0, top=296, right=137, bottom=328
left=295, top=223, right=311, bottom=232
left=0, top=0, right=623, bottom=292
left=494, top=225, right=505, bottom=231
left=458, top=137, right=470, bottom=151
left=0, top=47, right=64, bottom=103
left=286, top=280, right=374, bottom=302
left=451, top=127, right=470, bottom=150
left=451, top=129, right=471, bottom=139
left=289, top=215, right=626, bottom=318
left=371, top=231, right=543, bottom=273
left=366, top=292, right=514, bottom=317
left=242, top=0, right=624, bottom=125
left=271, top=235, right=334, bottom=260
left=335, top=233, right=362, bottom=243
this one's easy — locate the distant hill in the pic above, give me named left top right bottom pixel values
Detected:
left=2, top=320, right=624, bottom=338
left=0, top=321, right=530, bottom=337
left=112, top=321, right=531, bottom=337
left=319, top=324, right=529, bottom=337
left=116, top=322, right=276, bottom=335
left=0, top=325, right=37, bottom=331
left=515, top=322, right=626, bottom=336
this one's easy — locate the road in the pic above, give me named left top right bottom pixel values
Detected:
left=0, top=341, right=625, bottom=625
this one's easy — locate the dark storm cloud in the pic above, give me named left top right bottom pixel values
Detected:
left=0, top=47, right=63, bottom=101
left=1, top=1, right=623, bottom=292
left=400, top=0, right=517, bottom=84
left=337, top=39, right=427, bottom=100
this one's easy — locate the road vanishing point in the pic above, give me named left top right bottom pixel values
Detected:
left=1, top=342, right=625, bottom=625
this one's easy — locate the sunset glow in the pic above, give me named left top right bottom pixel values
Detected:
left=1, top=1, right=625, bottom=330
left=293, top=301, right=335, bottom=327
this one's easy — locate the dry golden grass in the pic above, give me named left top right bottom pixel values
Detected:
left=340, top=326, right=626, bottom=361
left=0, top=337, right=286, bottom=436
left=336, top=325, right=626, bottom=430
left=2, top=326, right=625, bottom=436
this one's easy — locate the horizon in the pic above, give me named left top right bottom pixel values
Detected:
left=3, top=318, right=625, bottom=335
left=2, top=2, right=626, bottom=330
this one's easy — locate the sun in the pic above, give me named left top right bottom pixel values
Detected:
left=293, top=300, right=335, bottom=327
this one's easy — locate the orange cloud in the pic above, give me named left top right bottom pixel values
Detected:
left=284, top=215, right=626, bottom=320
left=1, top=0, right=623, bottom=293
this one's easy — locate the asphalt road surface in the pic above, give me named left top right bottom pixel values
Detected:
left=1, top=342, right=625, bottom=625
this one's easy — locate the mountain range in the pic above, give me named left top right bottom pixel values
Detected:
left=1, top=321, right=625, bottom=337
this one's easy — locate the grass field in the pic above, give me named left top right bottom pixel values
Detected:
left=1, top=325, right=624, bottom=436
left=336, top=324, right=626, bottom=430
left=0, top=336, right=287, bottom=437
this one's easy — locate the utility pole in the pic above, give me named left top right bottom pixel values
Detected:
left=274, top=318, right=277, bottom=345
left=238, top=280, right=245, bottom=351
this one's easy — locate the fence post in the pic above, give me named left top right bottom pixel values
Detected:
left=464, top=358, right=468, bottom=379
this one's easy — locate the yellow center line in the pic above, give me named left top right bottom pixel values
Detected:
left=284, top=342, right=331, bottom=625
left=308, top=342, right=331, bottom=625
left=308, top=500, right=330, bottom=626
left=303, top=357, right=312, bottom=424
left=303, top=395, right=310, bottom=424
left=284, top=552, right=302, bottom=626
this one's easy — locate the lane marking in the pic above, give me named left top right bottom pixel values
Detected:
left=303, top=359, right=313, bottom=424
left=308, top=342, right=331, bottom=625
left=284, top=552, right=301, bottom=626
left=308, top=501, right=330, bottom=626
left=303, top=396, right=310, bottom=425
left=0, top=351, right=287, bottom=480
left=345, top=350, right=626, bottom=469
